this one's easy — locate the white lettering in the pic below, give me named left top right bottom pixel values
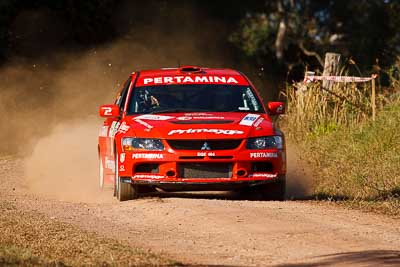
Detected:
left=143, top=78, right=153, bottom=84
left=135, top=114, right=174, bottom=120
left=214, top=76, right=226, bottom=83
left=132, top=153, right=164, bottom=159
left=249, top=152, right=278, bottom=158
left=249, top=173, right=277, bottom=178
left=183, top=76, right=194, bottom=83
left=164, top=77, right=173, bottom=83
left=227, top=77, right=238, bottom=83
left=175, top=76, right=184, bottom=83
left=142, top=76, right=241, bottom=85
left=195, top=76, right=209, bottom=82
left=197, top=152, right=216, bottom=157
left=117, top=122, right=130, bottom=133
left=133, top=174, right=165, bottom=179
left=134, top=119, right=154, bottom=129
left=254, top=117, right=264, bottom=127
left=168, top=129, right=244, bottom=135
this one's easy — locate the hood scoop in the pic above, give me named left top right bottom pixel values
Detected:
left=170, top=120, right=234, bottom=125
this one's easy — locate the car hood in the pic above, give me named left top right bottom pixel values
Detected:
left=119, top=112, right=277, bottom=139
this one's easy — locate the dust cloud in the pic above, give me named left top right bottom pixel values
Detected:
left=23, top=117, right=110, bottom=203
left=0, top=3, right=239, bottom=202
left=286, top=144, right=315, bottom=199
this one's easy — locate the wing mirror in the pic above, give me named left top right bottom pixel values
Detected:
left=267, top=102, right=285, bottom=115
left=99, top=104, right=120, bottom=118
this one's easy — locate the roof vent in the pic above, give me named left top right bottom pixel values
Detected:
left=178, top=66, right=203, bottom=74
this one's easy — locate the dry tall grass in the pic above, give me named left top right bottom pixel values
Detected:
left=283, top=80, right=385, bottom=139
left=283, top=77, right=400, bottom=215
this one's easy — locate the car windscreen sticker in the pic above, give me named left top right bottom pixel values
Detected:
left=143, top=76, right=239, bottom=85
left=245, top=88, right=260, bottom=110
left=168, top=129, right=244, bottom=135
left=135, top=114, right=174, bottom=120
left=239, top=114, right=261, bottom=126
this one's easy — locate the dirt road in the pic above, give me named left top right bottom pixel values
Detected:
left=1, top=156, right=399, bottom=266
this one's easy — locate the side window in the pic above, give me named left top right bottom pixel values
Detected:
left=115, top=77, right=132, bottom=109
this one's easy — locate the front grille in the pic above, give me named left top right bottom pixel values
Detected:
left=252, top=162, right=274, bottom=172
left=135, top=164, right=159, bottom=173
left=179, top=163, right=232, bottom=178
left=167, top=140, right=242, bottom=150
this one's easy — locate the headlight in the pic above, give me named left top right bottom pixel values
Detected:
left=246, top=136, right=283, bottom=150
left=122, top=138, right=164, bottom=151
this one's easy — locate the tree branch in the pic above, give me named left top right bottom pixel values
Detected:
left=298, top=41, right=324, bottom=67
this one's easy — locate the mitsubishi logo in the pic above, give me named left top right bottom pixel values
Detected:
left=201, top=141, right=211, bottom=150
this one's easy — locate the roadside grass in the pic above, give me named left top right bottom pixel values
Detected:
left=0, top=201, right=181, bottom=266
left=283, top=81, right=400, bottom=216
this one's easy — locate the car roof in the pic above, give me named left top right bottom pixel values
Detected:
left=137, top=67, right=241, bottom=77
left=133, top=66, right=250, bottom=87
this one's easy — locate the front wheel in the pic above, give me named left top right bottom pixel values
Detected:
left=117, top=177, right=138, bottom=201
left=114, top=153, right=138, bottom=201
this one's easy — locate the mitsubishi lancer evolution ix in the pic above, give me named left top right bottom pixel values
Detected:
left=98, top=66, right=286, bottom=201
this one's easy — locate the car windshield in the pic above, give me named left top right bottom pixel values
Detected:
left=127, top=84, right=264, bottom=114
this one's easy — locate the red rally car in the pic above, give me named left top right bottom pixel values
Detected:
left=98, top=66, right=286, bottom=201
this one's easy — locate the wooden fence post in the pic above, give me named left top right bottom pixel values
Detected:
left=322, top=52, right=341, bottom=90
left=371, top=76, right=376, bottom=121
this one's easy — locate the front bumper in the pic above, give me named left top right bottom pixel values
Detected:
left=121, top=175, right=285, bottom=191
left=117, top=146, right=286, bottom=185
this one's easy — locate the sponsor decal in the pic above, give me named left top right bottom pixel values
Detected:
left=168, top=129, right=244, bottom=135
left=117, top=122, right=130, bottom=134
left=253, top=117, right=264, bottom=127
left=119, top=165, right=125, bottom=171
left=109, top=121, right=120, bottom=137
left=183, top=113, right=213, bottom=116
left=134, top=119, right=154, bottom=130
left=120, top=153, right=125, bottom=163
left=250, top=152, right=278, bottom=158
left=132, top=153, right=164, bottom=159
left=249, top=173, right=277, bottom=178
left=135, top=114, right=174, bottom=120
left=239, top=114, right=261, bottom=126
left=99, top=126, right=109, bottom=137
left=197, top=152, right=216, bottom=157
left=143, top=76, right=239, bottom=85
left=245, top=88, right=259, bottom=110
left=133, top=174, right=165, bottom=179
left=105, top=158, right=115, bottom=171
left=176, top=116, right=225, bottom=120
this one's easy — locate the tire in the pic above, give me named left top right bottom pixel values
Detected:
left=256, top=179, right=286, bottom=201
left=117, top=177, right=138, bottom=201
left=114, top=153, right=138, bottom=201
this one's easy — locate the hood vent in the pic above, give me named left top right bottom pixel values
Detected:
left=178, top=66, right=203, bottom=74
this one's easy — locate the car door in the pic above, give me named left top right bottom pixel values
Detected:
left=99, top=76, right=132, bottom=180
